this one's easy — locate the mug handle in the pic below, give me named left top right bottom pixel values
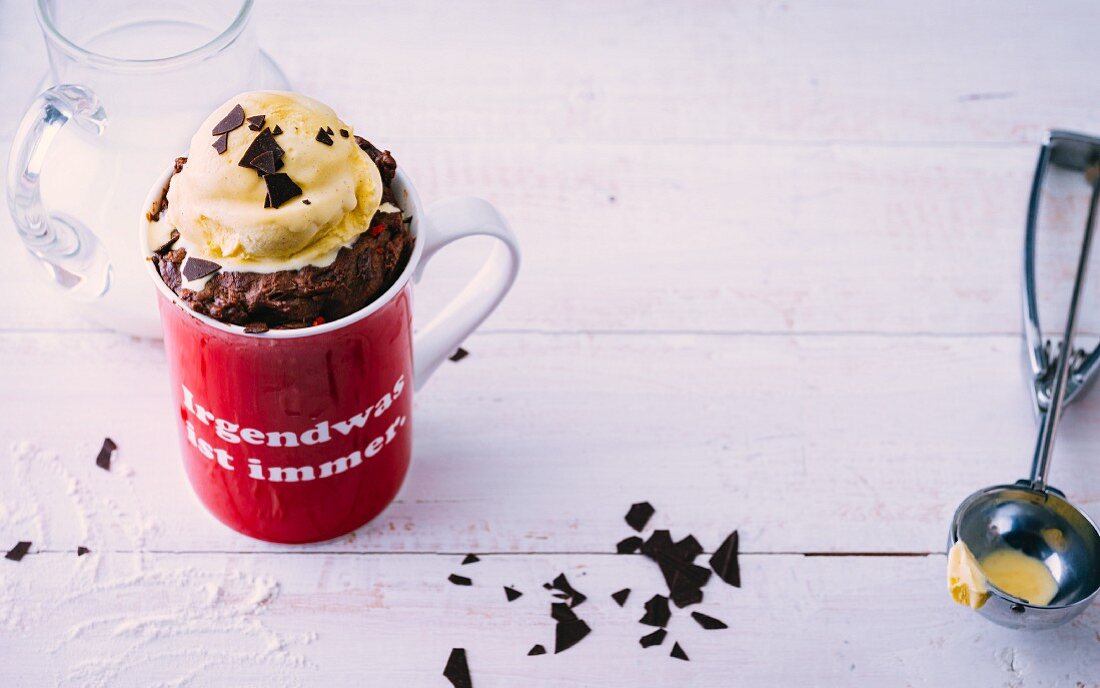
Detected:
left=412, top=196, right=521, bottom=390
left=5, top=84, right=109, bottom=294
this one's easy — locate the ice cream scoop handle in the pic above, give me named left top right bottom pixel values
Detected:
left=412, top=196, right=521, bottom=390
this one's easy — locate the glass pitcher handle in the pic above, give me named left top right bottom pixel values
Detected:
left=5, top=83, right=110, bottom=297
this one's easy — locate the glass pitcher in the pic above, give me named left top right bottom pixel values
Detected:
left=6, top=0, right=290, bottom=337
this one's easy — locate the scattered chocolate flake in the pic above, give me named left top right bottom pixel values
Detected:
left=449, top=347, right=469, bottom=362
left=462, top=554, right=480, bottom=565
left=671, top=586, right=703, bottom=608
left=691, top=611, right=728, bottom=630
left=5, top=541, right=31, bottom=562
left=243, top=323, right=270, bottom=334
left=95, top=437, right=117, bottom=471
left=238, top=128, right=284, bottom=170
left=448, top=574, right=472, bottom=586
left=550, top=602, right=577, bottom=623
left=443, top=648, right=472, bottom=688
left=211, top=103, right=245, bottom=136
left=339, top=128, right=349, bottom=138
left=547, top=573, right=587, bottom=607
left=551, top=592, right=570, bottom=600
left=639, top=628, right=666, bottom=648
left=616, top=536, right=642, bottom=554
left=154, top=229, right=180, bottom=255
left=249, top=150, right=277, bottom=176
left=77, top=546, right=90, bottom=556
left=246, top=114, right=266, bottom=131
left=527, top=644, right=546, bottom=656
left=554, top=619, right=591, bottom=654
left=315, top=127, right=334, bottom=146
left=542, top=583, right=553, bottom=590
left=272, top=125, right=283, bottom=136
left=212, top=132, right=228, bottom=154
left=264, top=173, right=303, bottom=209
left=625, top=502, right=655, bottom=531
left=709, top=530, right=740, bottom=587
left=504, top=586, right=523, bottom=602
left=302, top=199, right=312, bottom=205
left=182, top=257, right=222, bottom=282
left=639, top=594, right=671, bottom=627
left=611, top=588, right=631, bottom=607
left=641, top=529, right=712, bottom=604
left=670, top=642, right=689, bottom=661
left=674, top=535, right=703, bottom=562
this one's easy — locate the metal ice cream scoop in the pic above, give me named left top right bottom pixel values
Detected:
left=949, top=130, right=1100, bottom=630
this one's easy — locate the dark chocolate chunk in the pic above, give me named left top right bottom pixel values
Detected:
left=691, top=611, right=728, bottom=630
left=611, top=588, right=631, bottom=607
left=551, top=592, right=570, bottom=600
left=671, top=585, right=703, bottom=608
left=5, top=541, right=31, bottom=562
left=639, top=628, right=666, bottom=648
left=550, top=602, right=577, bottom=623
left=272, top=125, right=283, bottom=136
left=249, top=150, right=277, bottom=176
left=238, top=128, right=284, bottom=170
left=504, top=586, right=522, bottom=602
left=339, top=128, right=349, bottom=138
left=181, top=257, right=222, bottom=282
left=154, top=229, right=180, bottom=255
left=674, top=534, right=703, bottom=562
left=212, top=132, right=228, bottom=154
left=554, top=619, right=591, bottom=654
left=625, top=502, right=655, bottom=531
left=640, top=529, right=674, bottom=557
left=448, top=574, right=472, bottom=586
left=670, top=642, right=689, bottom=661
left=243, top=323, right=270, bottom=334
left=315, top=127, right=334, bottom=146
left=527, top=644, right=546, bottom=656
left=95, top=437, right=117, bottom=471
left=639, top=594, right=670, bottom=627
left=449, top=347, right=469, bottom=362
left=709, top=530, right=740, bottom=587
left=77, top=546, right=90, bottom=556
left=461, top=554, right=480, bottom=565
left=325, top=126, right=334, bottom=135
left=616, top=536, right=642, bottom=554
left=402, top=215, right=413, bottom=225
left=443, top=648, right=472, bottom=688
left=246, top=114, right=266, bottom=131
left=264, top=173, right=303, bottom=209
left=547, top=573, right=587, bottom=607
left=302, top=199, right=311, bottom=205
left=542, top=583, right=553, bottom=590
left=211, top=104, right=245, bottom=136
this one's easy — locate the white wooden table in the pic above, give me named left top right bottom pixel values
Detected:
left=3, top=1, right=1100, bottom=685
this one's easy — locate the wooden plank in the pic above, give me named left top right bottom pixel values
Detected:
left=2, top=551, right=1097, bottom=686
left=2, top=331, right=1097, bottom=555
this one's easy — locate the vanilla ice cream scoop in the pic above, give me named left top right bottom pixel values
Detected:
left=165, top=91, right=383, bottom=270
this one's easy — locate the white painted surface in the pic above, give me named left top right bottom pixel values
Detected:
left=2, top=1, right=1100, bottom=686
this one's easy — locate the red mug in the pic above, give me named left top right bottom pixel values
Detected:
left=141, top=166, right=520, bottom=543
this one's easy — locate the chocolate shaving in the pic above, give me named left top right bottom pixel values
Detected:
left=315, top=127, right=334, bottom=146
left=211, top=104, right=245, bottom=135
left=238, top=128, right=284, bottom=170
left=272, top=125, right=283, bottom=135
left=154, top=229, right=180, bottom=255
left=77, top=546, right=90, bottom=556
left=504, top=586, right=522, bottom=602
left=448, top=574, right=472, bottom=586
left=671, top=585, right=703, bottom=608
left=554, top=619, right=591, bottom=654
left=461, top=554, right=480, bottom=565
left=550, top=603, right=577, bottom=623
left=302, top=199, right=311, bottom=205
left=639, top=594, right=670, bottom=627
left=246, top=114, right=266, bottom=131
left=616, top=536, right=642, bottom=554
left=691, top=611, right=728, bottom=630
left=212, top=132, right=228, bottom=154
left=611, top=588, right=631, bottom=607
left=339, top=128, right=349, bottom=138
left=243, top=323, right=270, bottom=334
left=182, top=257, right=222, bottom=282
left=527, top=644, right=546, bottom=656
left=95, top=437, right=117, bottom=471
left=639, top=628, right=666, bottom=648
left=674, top=535, right=703, bottom=562
left=449, top=347, right=469, bottom=362
left=547, top=573, right=587, bottom=607
left=625, top=502, right=655, bottom=531
left=5, top=541, right=31, bottom=562
left=670, top=642, right=689, bottom=661
left=249, top=150, right=277, bottom=176
left=443, top=648, right=472, bottom=688
left=264, top=173, right=303, bottom=209
left=709, top=531, right=740, bottom=587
